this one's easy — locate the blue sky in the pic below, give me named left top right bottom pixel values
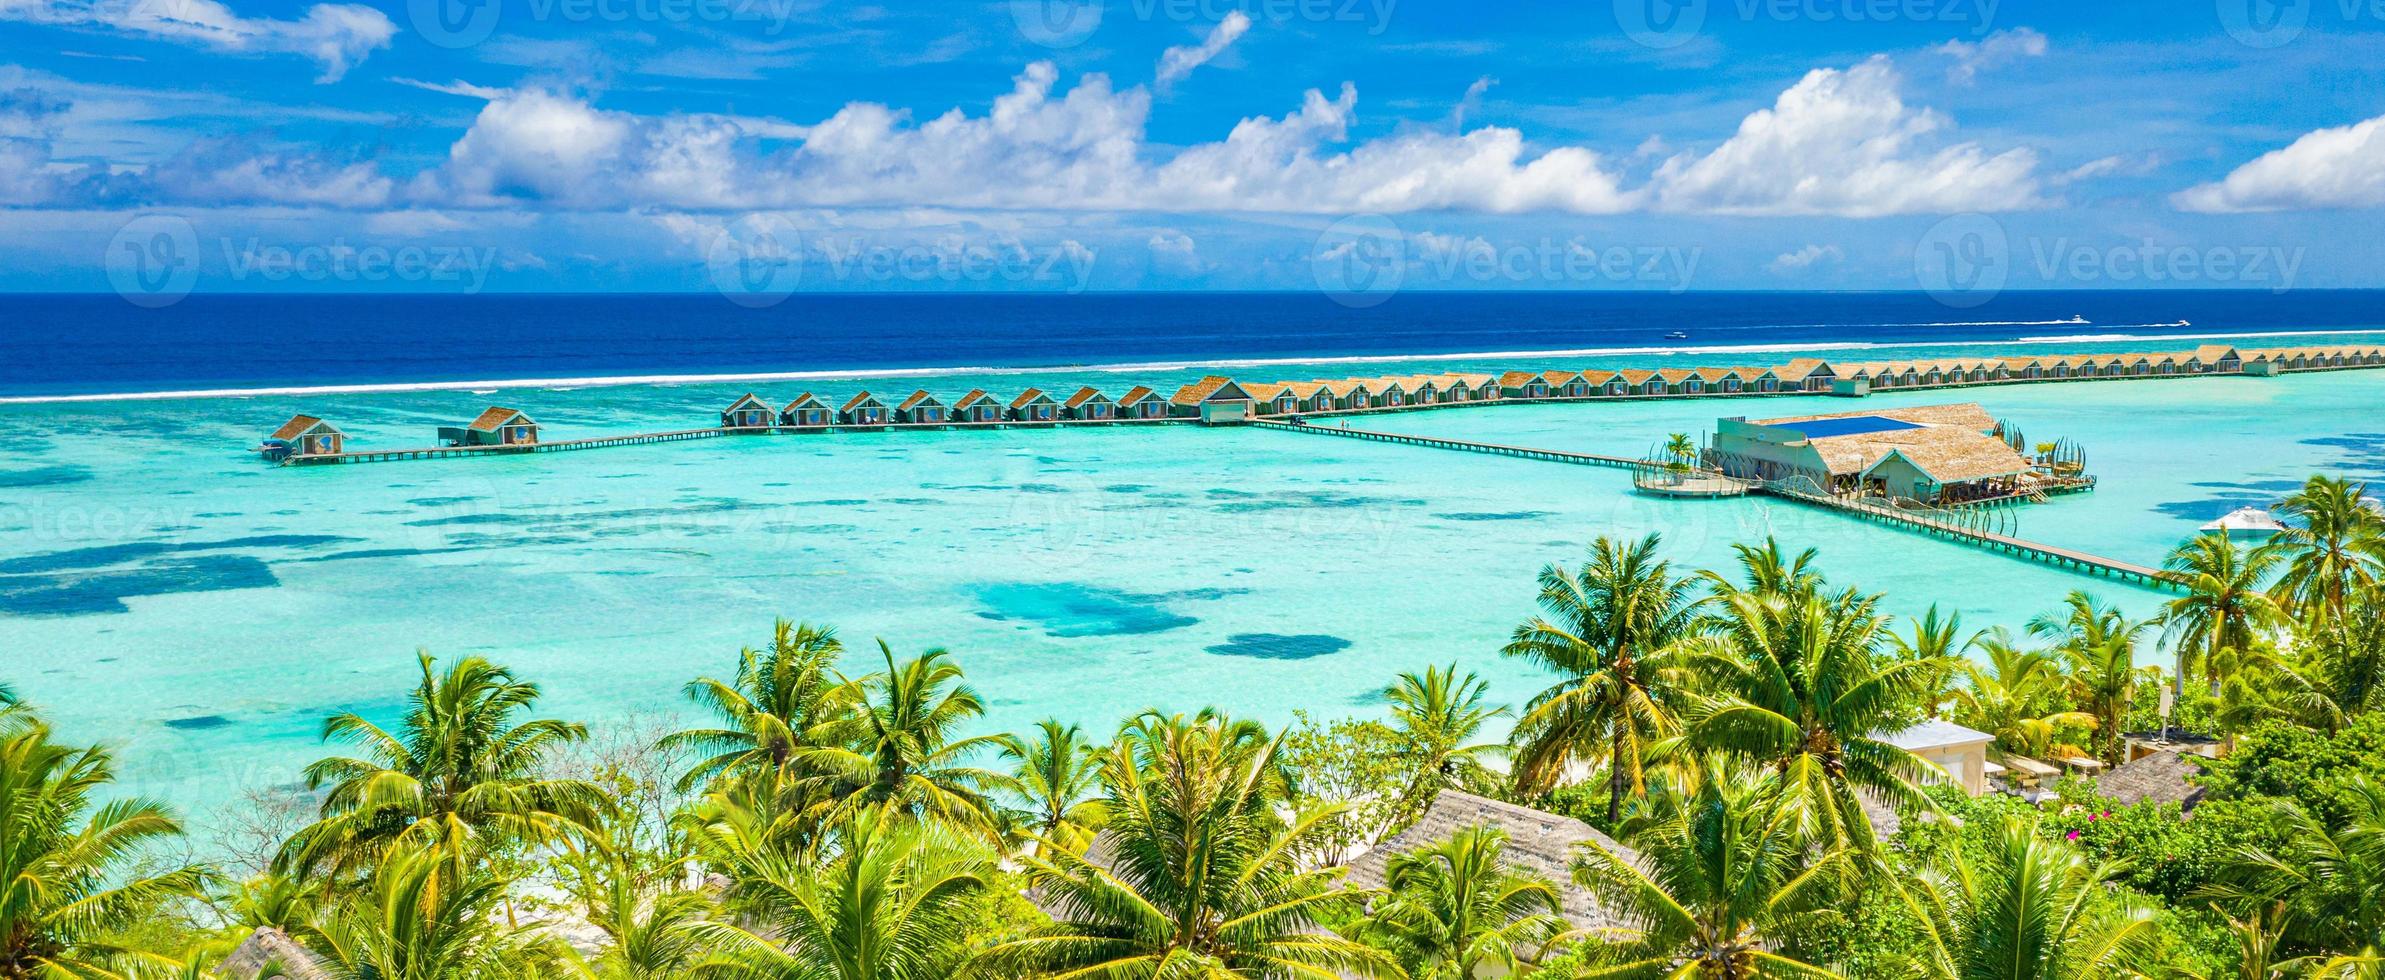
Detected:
left=4, top=0, right=2385, bottom=295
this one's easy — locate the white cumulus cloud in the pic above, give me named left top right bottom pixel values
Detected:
left=1650, top=56, right=2045, bottom=217
left=2173, top=113, right=2385, bottom=213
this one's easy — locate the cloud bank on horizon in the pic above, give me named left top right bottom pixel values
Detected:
left=3, top=0, right=2384, bottom=292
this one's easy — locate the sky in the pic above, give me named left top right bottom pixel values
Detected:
left=4, top=0, right=2385, bottom=296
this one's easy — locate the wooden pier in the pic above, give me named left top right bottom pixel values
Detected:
left=280, top=418, right=1191, bottom=466
left=1253, top=420, right=2179, bottom=592
left=1250, top=420, right=1643, bottom=469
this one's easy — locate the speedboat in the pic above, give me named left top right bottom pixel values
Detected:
left=1664, top=331, right=1689, bottom=340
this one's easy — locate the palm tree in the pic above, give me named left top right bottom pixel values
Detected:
left=662, top=620, right=850, bottom=792
left=2211, top=777, right=2385, bottom=956
left=1362, top=824, right=1568, bottom=980
left=1950, top=632, right=2096, bottom=760
left=1890, top=605, right=1976, bottom=722
left=994, top=718, right=1107, bottom=854
left=0, top=723, right=212, bottom=979
left=1384, top=664, right=1508, bottom=811
left=1684, top=586, right=1941, bottom=850
left=2163, top=534, right=2290, bottom=698
left=307, top=843, right=581, bottom=979
left=2270, top=476, right=2385, bottom=628
left=1664, top=433, right=1698, bottom=475
left=1890, top=813, right=2157, bottom=979
left=2022, top=592, right=2152, bottom=763
left=690, top=807, right=987, bottom=980
left=793, top=642, right=1007, bottom=836
left=2065, top=629, right=2154, bottom=765
left=276, top=652, right=608, bottom=881
left=977, top=710, right=1397, bottom=979
left=1568, top=759, right=1851, bottom=978
left=557, top=843, right=714, bottom=979
left=1701, top=537, right=1827, bottom=602
left=1503, top=534, right=1701, bottom=822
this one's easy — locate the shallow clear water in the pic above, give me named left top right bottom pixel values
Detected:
left=2, top=334, right=2379, bottom=812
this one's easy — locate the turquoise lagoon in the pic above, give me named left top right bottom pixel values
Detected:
left=2, top=332, right=2381, bottom=812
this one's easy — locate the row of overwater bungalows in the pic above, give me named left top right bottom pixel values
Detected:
left=259, top=345, right=2385, bottom=460
left=1216, top=344, right=2385, bottom=417
left=719, top=385, right=1177, bottom=429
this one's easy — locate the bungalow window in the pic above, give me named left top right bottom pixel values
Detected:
left=1685, top=381, right=1704, bottom=393
left=1722, top=379, right=1740, bottom=392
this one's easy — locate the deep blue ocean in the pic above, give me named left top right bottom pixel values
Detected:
left=2, top=289, right=2381, bottom=397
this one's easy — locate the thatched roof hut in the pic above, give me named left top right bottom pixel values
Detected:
left=216, top=928, right=331, bottom=980
left=1344, top=790, right=1640, bottom=935
left=2094, top=750, right=2206, bottom=812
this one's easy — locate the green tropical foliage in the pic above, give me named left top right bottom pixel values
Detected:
left=980, top=709, right=1397, bottom=979
left=994, top=718, right=1107, bottom=854
left=1383, top=664, right=1508, bottom=810
left=1684, top=581, right=1939, bottom=850
left=661, top=620, right=848, bottom=792
left=0, top=723, right=211, bottom=980
left=690, top=807, right=988, bottom=980
left=1504, top=533, right=1699, bottom=819
left=1891, top=813, right=2158, bottom=979
left=1361, top=824, right=1567, bottom=980
left=1568, top=759, right=1850, bottom=978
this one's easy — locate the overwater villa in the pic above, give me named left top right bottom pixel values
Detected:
left=1712, top=403, right=2079, bottom=506
left=1062, top=386, right=1114, bottom=420
left=953, top=389, right=1002, bottom=423
left=838, top=392, right=889, bottom=426
left=1116, top=385, right=1167, bottom=418
left=1008, top=388, right=1058, bottom=422
left=438, top=407, right=538, bottom=446
left=780, top=393, right=832, bottom=428
left=259, top=414, right=343, bottom=460
left=895, top=390, right=947, bottom=425
left=721, top=393, right=774, bottom=429
left=1500, top=371, right=1551, bottom=399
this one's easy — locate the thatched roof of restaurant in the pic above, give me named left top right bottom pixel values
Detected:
left=1345, top=790, right=1640, bottom=935
left=2094, top=751, right=2206, bottom=811
left=217, top=928, right=331, bottom=980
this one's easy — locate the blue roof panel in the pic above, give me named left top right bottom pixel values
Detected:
left=1779, top=416, right=1925, bottom=439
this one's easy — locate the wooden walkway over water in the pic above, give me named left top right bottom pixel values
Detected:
left=1254, top=420, right=2179, bottom=592
left=281, top=418, right=1191, bottom=466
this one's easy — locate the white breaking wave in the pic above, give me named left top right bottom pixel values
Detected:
left=4, top=326, right=2381, bottom=405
